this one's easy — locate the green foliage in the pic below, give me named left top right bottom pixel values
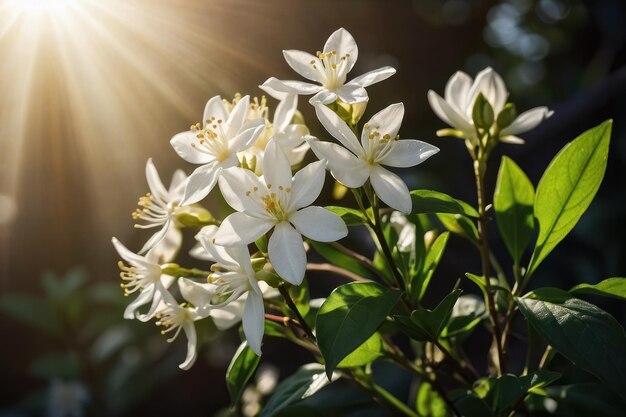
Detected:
left=493, top=157, right=535, bottom=263
left=409, top=289, right=462, bottom=342
left=528, top=120, right=612, bottom=276
left=226, top=341, right=261, bottom=407
left=472, top=93, right=494, bottom=130
left=517, top=288, right=626, bottom=399
left=570, top=277, right=626, bottom=301
left=310, top=241, right=375, bottom=279
left=529, top=383, right=625, bottom=417
left=316, top=282, right=401, bottom=377
left=409, top=232, right=450, bottom=303
left=325, top=206, right=368, bottom=226
left=337, top=332, right=384, bottom=368
left=496, top=103, right=516, bottom=129
left=437, top=213, right=479, bottom=245
left=416, top=382, right=450, bottom=417
left=410, top=190, right=478, bottom=217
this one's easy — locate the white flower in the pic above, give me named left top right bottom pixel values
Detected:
left=307, top=103, right=439, bottom=214
left=178, top=225, right=267, bottom=355
left=112, top=237, right=175, bottom=322
left=133, top=159, right=186, bottom=254
left=170, top=95, right=265, bottom=205
left=155, top=287, right=201, bottom=370
left=389, top=211, right=416, bottom=254
left=428, top=67, right=553, bottom=144
left=261, top=28, right=395, bottom=105
left=213, top=140, right=348, bottom=285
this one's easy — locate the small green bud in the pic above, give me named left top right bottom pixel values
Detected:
left=496, top=102, right=517, bottom=129
left=255, top=235, right=268, bottom=253
left=176, top=207, right=217, bottom=228
left=472, top=93, right=494, bottom=130
left=255, top=270, right=281, bottom=288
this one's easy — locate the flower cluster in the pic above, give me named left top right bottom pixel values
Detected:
left=112, top=27, right=550, bottom=371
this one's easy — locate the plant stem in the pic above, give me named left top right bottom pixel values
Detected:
left=278, top=284, right=316, bottom=342
left=328, top=241, right=386, bottom=281
left=347, top=370, right=420, bottom=417
left=434, top=341, right=479, bottom=383
left=306, top=262, right=370, bottom=282
left=473, top=159, right=506, bottom=376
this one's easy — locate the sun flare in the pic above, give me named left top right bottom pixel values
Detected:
left=5, top=0, right=76, bottom=14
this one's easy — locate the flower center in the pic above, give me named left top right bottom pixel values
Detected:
left=363, top=123, right=399, bottom=163
left=117, top=261, right=160, bottom=296
left=132, top=192, right=177, bottom=228
left=190, top=116, right=231, bottom=162
left=156, top=305, right=188, bottom=342
left=311, top=50, right=350, bottom=91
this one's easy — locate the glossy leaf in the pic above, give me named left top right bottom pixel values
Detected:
left=570, top=277, right=626, bottom=301
left=325, top=206, right=368, bottom=226
left=410, top=289, right=462, bottom=341
left=337, top=332, right=384, bottom=368
left=310, top=241, right=374, bottom=279
left=437, top=213, right=479, bottom=245
left=416, top=382, right=451, bottom=417
left=529, top=120, right=612, bottom=276
left=410, top=232, right=450, bottom=302
left=517, top=288, right=626, bottom=399
left=493, top=157, right=535, bottom=263
left=226, top=341, right=261, bottom=407
left=316, top=282, right=401, bottom=377
left=411, top=190, right=478, bottom=217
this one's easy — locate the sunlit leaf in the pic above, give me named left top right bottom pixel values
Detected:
left=411, top=190, right=478, bottom=217
left=226, top=341, right=261, bottom=407
left=570, top=277, right=626, bottom=301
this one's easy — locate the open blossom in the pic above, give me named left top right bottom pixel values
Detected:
left=213, top=140, right=348, bottom=285
left=428, top=67, right=553, bottom=144
left=179, top=225, right=269, bottom=355
left=170, top=95, right=265, bottom=205
left=307, top=103, right=439, bottom=213
left=155, top=286, right=201, bottom=370
left=112, top=237, right=175, bottom=322
left=133, top=159, right=186, bottom=254
left=261, top=28, right=395, bottom=105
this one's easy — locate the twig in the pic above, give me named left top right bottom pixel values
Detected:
left=307, top=262, right=370, bottom=282
left=278, top=284, right=316, bottom=342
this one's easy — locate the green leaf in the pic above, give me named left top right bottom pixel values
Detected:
left=450, top=389, right=493, bottom=417
left=416, top=382, right=451, bottom=417
left=0, top=294, right=62, bottom=337
left=29, top=352, right=81, bottom=379
left=410, top=289, right=462, bottom=341
left=226, top=341, right=261, bottom=407
left=411, top=190, right=478, bottom=217
left=516, top=287, right=626, bottom=399
left=534, top=383, right=625, bottom=417
left=337, top=332, right=384, bottom=368
left=528, top=120, right=612, bottom=276
left=570, top=277, right=626, bottom=301
left=316, top=282, right=401, bottom=377
left=410, top=232, right=450, bottom=303
left=259, top=364, right=333, bottom=417
left=493, top=157, right=535, bottom=263
left=310, top=241, right=374, bottom=279
left=325, top=206, right=368, bottom=226
left=255, top=234, right=268, bottom=253
left=437, top=213, right=479, bottom=245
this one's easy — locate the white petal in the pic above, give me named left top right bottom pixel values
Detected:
left=379, top=140, right=439, bottom=168
left=427, top=90, right=473, bottom=132
left=136, top=283, right=168, bottom=322
left=170, top=131, right=215, bottom=164
left=314, top=104, right=363, bottom=157
left=370, top=165, right=412, bottom=213
left=242, top=292, right=265, bottom=356
left=263, top=140, right=293, bottom=189
left=230, top=124, right=265, bottom=153
left=309, top=90, right=337, bottom=105
left=468, top=67, right=508, bottom=114
left=218, top=167, right=267, bottom=216
left=195, top=225, right=239, bottom=266
left=111, top=237, right=153, bottom=269
left=288, top=160, right=326, bottom=211
left=323, top=28, right=358, bottom=72
left=211, top=299, right=245, bottom=329
left=214, top=212, right=274, bottom=246
left=444, top=71, right=472, bottom=114
left=307, top=140, right=369, bottom=188
left=273, top=93, right=298, bottom=132
left=203, top=95, right=228, bottom=126
left=145, top=159, right=169, bottom=202
left=290, top=206, right=347, bottom=242
left=362, top=103, right=404, bottom=150
left=268, top=222, right=306, bottom=285
left=169, top=169, right=188, bottom=196
left=147, top=226, right=183, bottom=263
left=181, top=163, right=220, bottom=205
left=500, top=135, right=525, bottom=144
left=283, top=50, right=323, bottom=83
left=261, top=77, right=322, bottom=95
left=179, top=278, right=215, bottom=309
left=138, top=219, right=172, bottom=255
left=123, top=284, right=155, bottom=319
left=335, top=84, right=368, bottom=104
left=500, top=107, right=553, bottom=136
left=349, top=66, right=396, bottom=87
left=179, top=321, right=198, bottom=370
left=259, top=82, right=290, bottom=101
left=227, top=95, right=250, bottom=137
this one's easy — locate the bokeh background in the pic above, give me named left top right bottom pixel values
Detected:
left=1, top=0, right=625, bottom=416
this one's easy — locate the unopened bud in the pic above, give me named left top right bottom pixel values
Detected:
left=496, top=103, right=517, bottom=129
left=472, top=93, right=494, bottom=130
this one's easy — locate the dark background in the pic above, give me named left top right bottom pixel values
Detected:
left=1, top=0, right=625, bottom=415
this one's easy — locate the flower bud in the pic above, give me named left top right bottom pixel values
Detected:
left=496, top=103, right=517, bottom=129
left=255, top=270, right=281, bottom=288
left=472, top=93, right=494, bottom=130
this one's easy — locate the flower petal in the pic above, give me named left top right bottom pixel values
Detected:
left=263, top=140, right=293, bottom=189
left=362, top=103, right=404, bottom=151
left=145, top=159, right=169, bottom=202
left=268, top=222, right=306, bottom=285
left=211, top=299, right=245, bottom=329
left=138, top=219, right=172, bottom=255
left=273, top=93, right=298, bottom=132
left=146, top=226, right=182, bottom=264
left=179, top=278, right=216, bottom=310
left=500, top=135, right=525, bottom=144
left=203, top=95, right=228, bottom=125
left=323, top=28, right=358, bottom=72
left=214, top=212, right=274, bottom=246
left=290, top=206, right=347, bottom=242
left=500, top=106, right=553, bottom=136
left=227, top=95, right=250, bottom=137
left=379, top=140, right=439, bottom=168
left=427, top=90, right=473, bottom=132
left=181, top=162, right=220, bottom=205
left=170, top=131, right=216, bottom=164
left=242, top=291, right=265, bottom=356
left=112, top=237, right=154, bottom=268
left=309, top=90, right=337, bottom=105
left=123, top=284, right=155, bottom=319
left=195, top=225, right=240, bottom=267
left=169, top=169, right=188, bottom=196
left=307, top=139, right=369, bottom=188
left=261, top=77, right=322, bottom=95
left=370, top=165, right=411, bottom=213
left=468, top=67, right=508, bottom=114
left=218, top=166, right=267, bottom=216
left=349, top=66, right=396, bottom=87
left=179, top=320, right=198, bottom=370
left=335, top=84, right=368, bottom=104
left=444, top=71, right=472, bottom=114
left=230, top=124, right=265, bottom=152
left=283, top=50, right=323, bottom=83
left=314, top=104, right=363, bottom=157
left=288, top=160, right=326, bottom=211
